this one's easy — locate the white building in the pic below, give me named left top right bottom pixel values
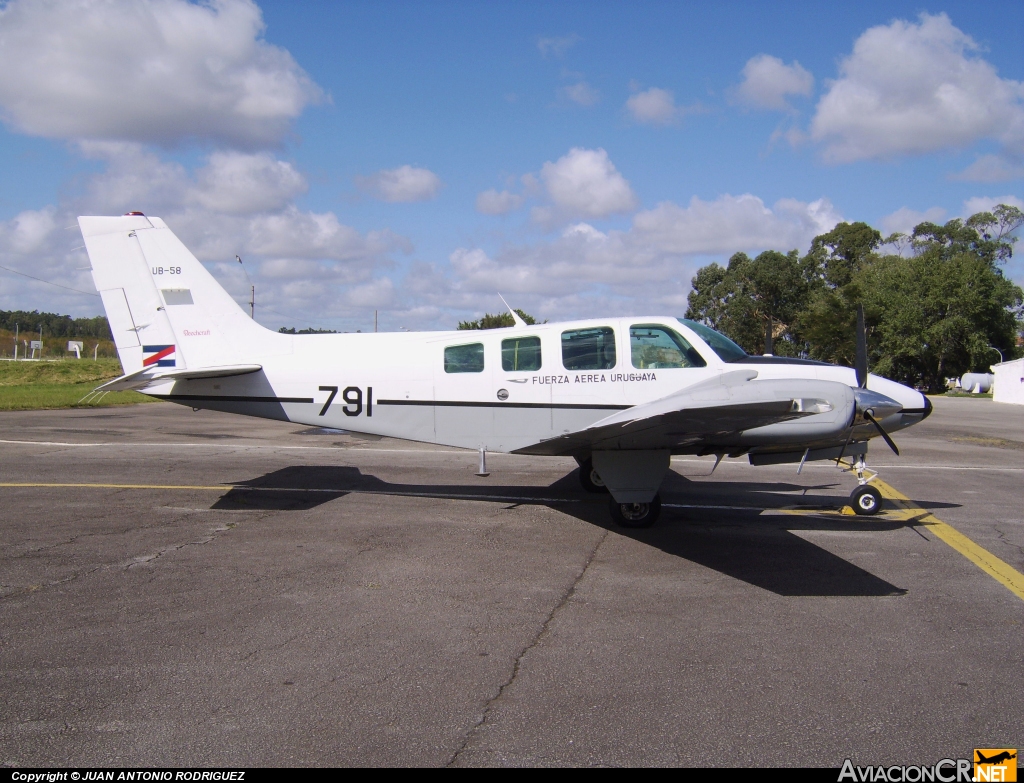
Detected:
left=991, top=358, right=1024, bottom=405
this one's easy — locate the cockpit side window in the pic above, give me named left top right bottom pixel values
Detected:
left=502, top=336, right=542, bottom=372
left=562, top=327, right=616, bottom=370
left=444, top=343, right=485, bottom=373
left=677, top=318, right=748, bottom=363
left=630, top=325, right=707, bottom=369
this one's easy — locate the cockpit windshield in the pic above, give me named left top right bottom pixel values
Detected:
left=677, top=319, right=748, bottom=363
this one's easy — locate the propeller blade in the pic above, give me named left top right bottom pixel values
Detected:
left=864, top=411, right=900, bottom=456
left=855, top=304, right=867, bottom=389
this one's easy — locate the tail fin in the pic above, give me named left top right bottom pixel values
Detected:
left=79, top=215, right=289, bottom=374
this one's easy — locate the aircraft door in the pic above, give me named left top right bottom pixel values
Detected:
left=433, top=339, right=494, bottom=450
left=492, top=334, right=552, bottom=450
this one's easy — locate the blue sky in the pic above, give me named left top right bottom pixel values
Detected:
left=0, top=0, right=1021, bottom=331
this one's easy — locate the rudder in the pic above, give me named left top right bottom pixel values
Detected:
left=79, top=215, right=288, bottom=374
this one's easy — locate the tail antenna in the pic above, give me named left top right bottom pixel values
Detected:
left=498, top=293, right=527, bottom=328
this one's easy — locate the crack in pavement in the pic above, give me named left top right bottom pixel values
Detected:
left=124, top=520, right=239, bottom=570
left=446, top=527, right=610, bottom=767
left=1, top=512, right=259, bottom=601
left=993, top=523, right=1024, bottom=560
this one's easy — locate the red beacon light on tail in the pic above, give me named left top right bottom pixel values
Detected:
left=124, top=211, right=146, bottom=216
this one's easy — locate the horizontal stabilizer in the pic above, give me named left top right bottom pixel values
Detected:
left=96, top=364, right=262, bottom=392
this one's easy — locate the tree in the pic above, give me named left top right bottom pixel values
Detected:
left=685, top=250, right=807, bottom=355
left=458, top=309, right=538, bottom=330
left=801, top=221, right=882, bottom=289
left=683, top=205, right=1023, bottom=389
left=0, top=310, right=111, bottom=339
left=913, top=205, right=1023, bottom=263
left=862, top=236, right=1022, bottom=390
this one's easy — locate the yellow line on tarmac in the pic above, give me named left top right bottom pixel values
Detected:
left=873, top=478, right=1024, bottom=603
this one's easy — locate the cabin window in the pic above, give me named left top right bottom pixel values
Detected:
left=562, top=327, right=616, bottom=370
left=501, top=336, right=542, bottom=372
left=630, top=325, right=707, bottom=369
left=444, top=343, right=485, bottom=373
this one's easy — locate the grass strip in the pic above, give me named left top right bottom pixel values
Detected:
left=0, top=382, right=156, bottom=411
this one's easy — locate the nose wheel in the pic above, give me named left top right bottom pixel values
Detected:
left=851, top=484, right=882, bottom=515
left=847, top=454, right=883, bottom=515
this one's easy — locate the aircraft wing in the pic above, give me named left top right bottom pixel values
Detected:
left=96, top=364, right=263, bottom=391
left=512, top=370, right=854, bottom=456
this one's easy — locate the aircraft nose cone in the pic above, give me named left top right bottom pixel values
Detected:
left=854, top=387, right=903, bottom=420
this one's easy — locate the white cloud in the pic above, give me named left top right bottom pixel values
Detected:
left=244, top=207, right=402, bottom=261
left=535, top=147, right=637, bottom=222
left=193, top=151, right=307, bottom=214
left=733, top=55, right=814, bottom=111
left=810, top=13, right=1024, bottom=163
left=0, top=148, right=408, bottom=325
left=1, top=208, right=58, bottom=254
left=429, top=193, right=843, bottom=323
left=631, top=194, right=841, bottom=256
left=880, top=206, right=948, bottom=236
left=476, top=189, right=524, bottom=215
left=951, top=155, right=1024, bottom=183
left=561, top=81, right=600, bottom=107
left=344, top=277, right=395, bottom=308
left=357, top=165, right=442, bottom=203
left=626, top=87, right=680, bottom=125
left=537, top=34, right=580, bottom=58
left=877, top=197, right=1024, bottom=238
left=0, top=0, right=323, bottom=148
left=962, top=195, right=1024, bottom=216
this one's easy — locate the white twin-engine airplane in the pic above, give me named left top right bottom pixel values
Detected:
left=81, top=213, right=932, bottom=528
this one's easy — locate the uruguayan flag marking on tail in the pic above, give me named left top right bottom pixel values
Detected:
left=142, top=344, right=176, bottom=367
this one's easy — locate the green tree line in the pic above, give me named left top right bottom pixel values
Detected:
left=685, top=205, right=1024, bottom=391
left=0, top=310, right=112, bottom=339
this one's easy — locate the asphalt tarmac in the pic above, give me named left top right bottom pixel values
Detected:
left=1, top=396, right=1022, bottom=767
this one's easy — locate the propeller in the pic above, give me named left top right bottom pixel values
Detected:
left=855, top=304, right=867, bottom=389
left=864, top=411, right=900, bottom=455
left=850, top=304, right=901, bottom=456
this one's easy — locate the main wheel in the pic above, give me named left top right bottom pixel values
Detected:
left=851, top=484, right=883, bottom=516
left=579, top=457, right=609, bottom=494
left=609, top=494, right=661, bottom=528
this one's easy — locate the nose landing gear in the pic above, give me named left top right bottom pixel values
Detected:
left=847, top=454, right=883, bottom=515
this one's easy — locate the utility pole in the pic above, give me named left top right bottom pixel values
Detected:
left=13, top=323, right=17, bottom=360
left=374, top=310, right=378, bottom=333
left=236, top=255, right=254, bottom=318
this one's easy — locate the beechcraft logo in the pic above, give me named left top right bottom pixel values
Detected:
left=975, top=749, right=1017, bottom=782
left=142, top=344, right=176, bottom=368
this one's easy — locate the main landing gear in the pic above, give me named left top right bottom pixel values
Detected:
left=578, top=456, right=662, bottom=528
left=847, top=454, right=883, bottom=516
left=578, top=457, right=609, bottom=494
left=608, top=495, right=662, bottom=528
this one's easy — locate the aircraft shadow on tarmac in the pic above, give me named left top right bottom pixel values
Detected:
left=212, top=465, right=920, bottom=598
